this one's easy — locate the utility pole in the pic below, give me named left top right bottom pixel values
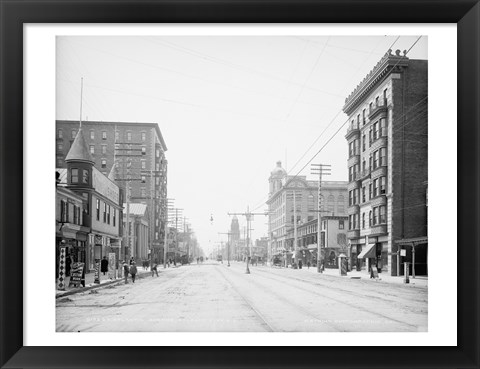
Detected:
left=311, top=164, right=331, bottom=273
left=228, top=208, right=267, bottom=274
left=163, top=198, right=174, bottom=268
left=218, top=231, right=233, bottom=267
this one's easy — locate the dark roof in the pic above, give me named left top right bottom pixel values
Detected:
left=65, top=127, right=94, bottom=163
left=56, top=120, right=168, bottom=151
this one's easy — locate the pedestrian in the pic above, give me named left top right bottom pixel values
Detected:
left=130, top=262, right=138, bottom=283
left=298, top=259, right=303, bottom=269
left=101, top=256, right=108, bottom=276
left=173, top=259, right=176, bottom=267
left=151, top=262, right=159, bottom=277
left=123, top=262, right=129, bottom=284
left=307, top=261, right=311, bottom=269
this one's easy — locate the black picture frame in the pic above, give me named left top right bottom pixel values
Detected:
left=1, top=1, right=478, bottom=368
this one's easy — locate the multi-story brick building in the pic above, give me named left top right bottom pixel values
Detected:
left=343, top=49, right=428, bottom=277
left=267, top=161, right=348, bottom=264
left=56, top=120, right=168, bottom=263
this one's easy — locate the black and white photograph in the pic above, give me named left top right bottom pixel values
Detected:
left=54, top=35, right=428, bottom=333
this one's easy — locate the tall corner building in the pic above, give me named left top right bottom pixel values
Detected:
left=343, top=49, right=428, bottom=277
left=56, top=120, right=168, bottom=259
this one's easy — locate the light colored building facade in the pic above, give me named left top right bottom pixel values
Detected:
left=343, top=49, right=428, bottom=276
left=56, top=120, right=168, bottom=265
left=123, top=203, right=150, bottom=262
left=267, top=161, right=348, bottom=263
left=285, top=215, right=348, bottom=268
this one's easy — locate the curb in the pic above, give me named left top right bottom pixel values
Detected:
left=56, top=270, right=152, bottom=299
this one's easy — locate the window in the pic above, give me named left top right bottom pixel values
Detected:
left=383, top=88, right=388, bottom=105
left=349, top=191, right=353, bottom=206
left=141, top=188, right=146, bottom=197
left=339, top=220, right=344, bottom=229
left=369, top=183, right=372, bottom=200
left=65, top=202, right=69, bottom=223
left=380, top=176, right=386, bottom=194
left=89, top=145, right=95, bottom=155
left=362, top=213, right=365, bottom=229
left=369, top=211, right=372, bottom=226
left=357, top=114, right=360, bottom=125
left=107, top=205, right=111, bottom=224
left=369, top=155, right=372, bottom=170
left=71, top=130, right=77, bottom=139
left=60, top=200, right=65, bottom=222
left=141, top=161, right=146, bottom=169
left=379, top=147, right=387, bottom=166
left=373, top=207, right=378, bottom=225
left=373, top=122, right=379, bottom=140
left=327, top=195, right=335, bottom=213
left=375, top=96, right=379, bottom=107
left=373, top=151, right=379, bottom=169
left=113, top=209, right=116, bottom=227
left=90, top=130, right=94, bottom=140
left=96, top=199, right=100, bottom=221
left=362, top=187, right=366, bottom=202
left=141, top=175, right=146, bottom=183
left=141, top=132, right=146, bottom=141
left=115, top=131, right=119, bottom=141
left=101, top=159, right=107, bottom=169
left=349, top=215, right=352, bottom=230
left=379, top=205, right=386, bottom=224
left=141, top=146, right=146, bottom=155
left=373, top=178, right=378, bottom=197
left=353, top=189, right=358, bottom=205
left=103, top=203, right=107, bottom=223
left=349, top=166, right=353, bottom=182
left=57, top=143, right=63, bottom=151
left=369, top=102, right=373, bottom=113
left=369, top=129, right=372, bottom=146
left=380, top=118, right=387, bottom=137
left=362, top=158, right=366, bottom=172
left=156, top=149, right=160, bottom=158
left=58, top=129, right=63, bottom=138
left=71, top=168, right=79, bottom=183
left=127, top=132, right=132, bottom=141
left=102, top=131, right=107, bottom=140
left=57, top=158, right=63, bottom=167
left=82, top=169, right=89, bottom=184
left=337, top=195, right=345, bottom=213
left=102, top=145, right=107, bottom=154
left=362, top=134, right=366, bottom=151
left=362, top=109, right=366, bottom=125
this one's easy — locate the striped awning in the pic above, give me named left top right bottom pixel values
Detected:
left=357, top=243, right=376, bottom=259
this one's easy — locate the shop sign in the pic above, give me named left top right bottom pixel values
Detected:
left=69, top=262, right=85, bottom=288
left=92, top=167, right=119, bottom=204
left=400, top=249, right=406, bottom=257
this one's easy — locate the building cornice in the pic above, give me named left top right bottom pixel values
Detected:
left=343, top=49, right=409, bottom=115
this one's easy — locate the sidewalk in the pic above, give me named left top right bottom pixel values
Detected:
left=56, top=266, right=160, bottom=298
left=270, top=264, right=428, bottom=287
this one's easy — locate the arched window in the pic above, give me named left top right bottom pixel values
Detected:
left=327, top=195, right=335, bottom=213
left=337, top=195, right=345, bottom=214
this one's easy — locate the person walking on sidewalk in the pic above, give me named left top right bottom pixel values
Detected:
left=101, top=256, right=108, bottom=276
left=130, top=262, right=138, bottom=283
left=123, top=262, right=129, bottom=284
left=151, top=262, right=159, bottom=277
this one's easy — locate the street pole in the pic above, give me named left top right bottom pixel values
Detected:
left=311, top=164, right=331, bottom=273
left=218, top=231, right=233, bottom=267
left=163, top=199, right=174, bottom=268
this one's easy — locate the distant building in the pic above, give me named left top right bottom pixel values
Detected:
left=229, top=216, right=240, bottom=260
left=286, top=215, right=348, bottom=268
left=266, top=161, right=348, bottom=265
left=343, top=49, right=428, bottom=276
left=252, top=237, right=268, bottom=262
left=123, top=203, right=149, bottom=262
left=56, top=120, right=168, bottom=264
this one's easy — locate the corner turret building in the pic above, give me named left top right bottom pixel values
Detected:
left=343, top=49, right=428, bottom=277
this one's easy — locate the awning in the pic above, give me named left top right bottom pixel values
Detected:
left=306, top=244, right=318, bottom=250
left=357, top=243, right=376, bottom=259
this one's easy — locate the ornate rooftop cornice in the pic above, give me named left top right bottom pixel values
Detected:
left=343, top=49, right=410, bottom=115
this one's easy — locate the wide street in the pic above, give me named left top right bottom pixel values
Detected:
left=56, top=261, right=428, bottom=332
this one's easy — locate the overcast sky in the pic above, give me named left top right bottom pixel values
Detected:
left=56, top=35, right=427, bottom=255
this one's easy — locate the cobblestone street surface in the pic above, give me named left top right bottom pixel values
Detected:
left=56, top=262, right=427, bottom=332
